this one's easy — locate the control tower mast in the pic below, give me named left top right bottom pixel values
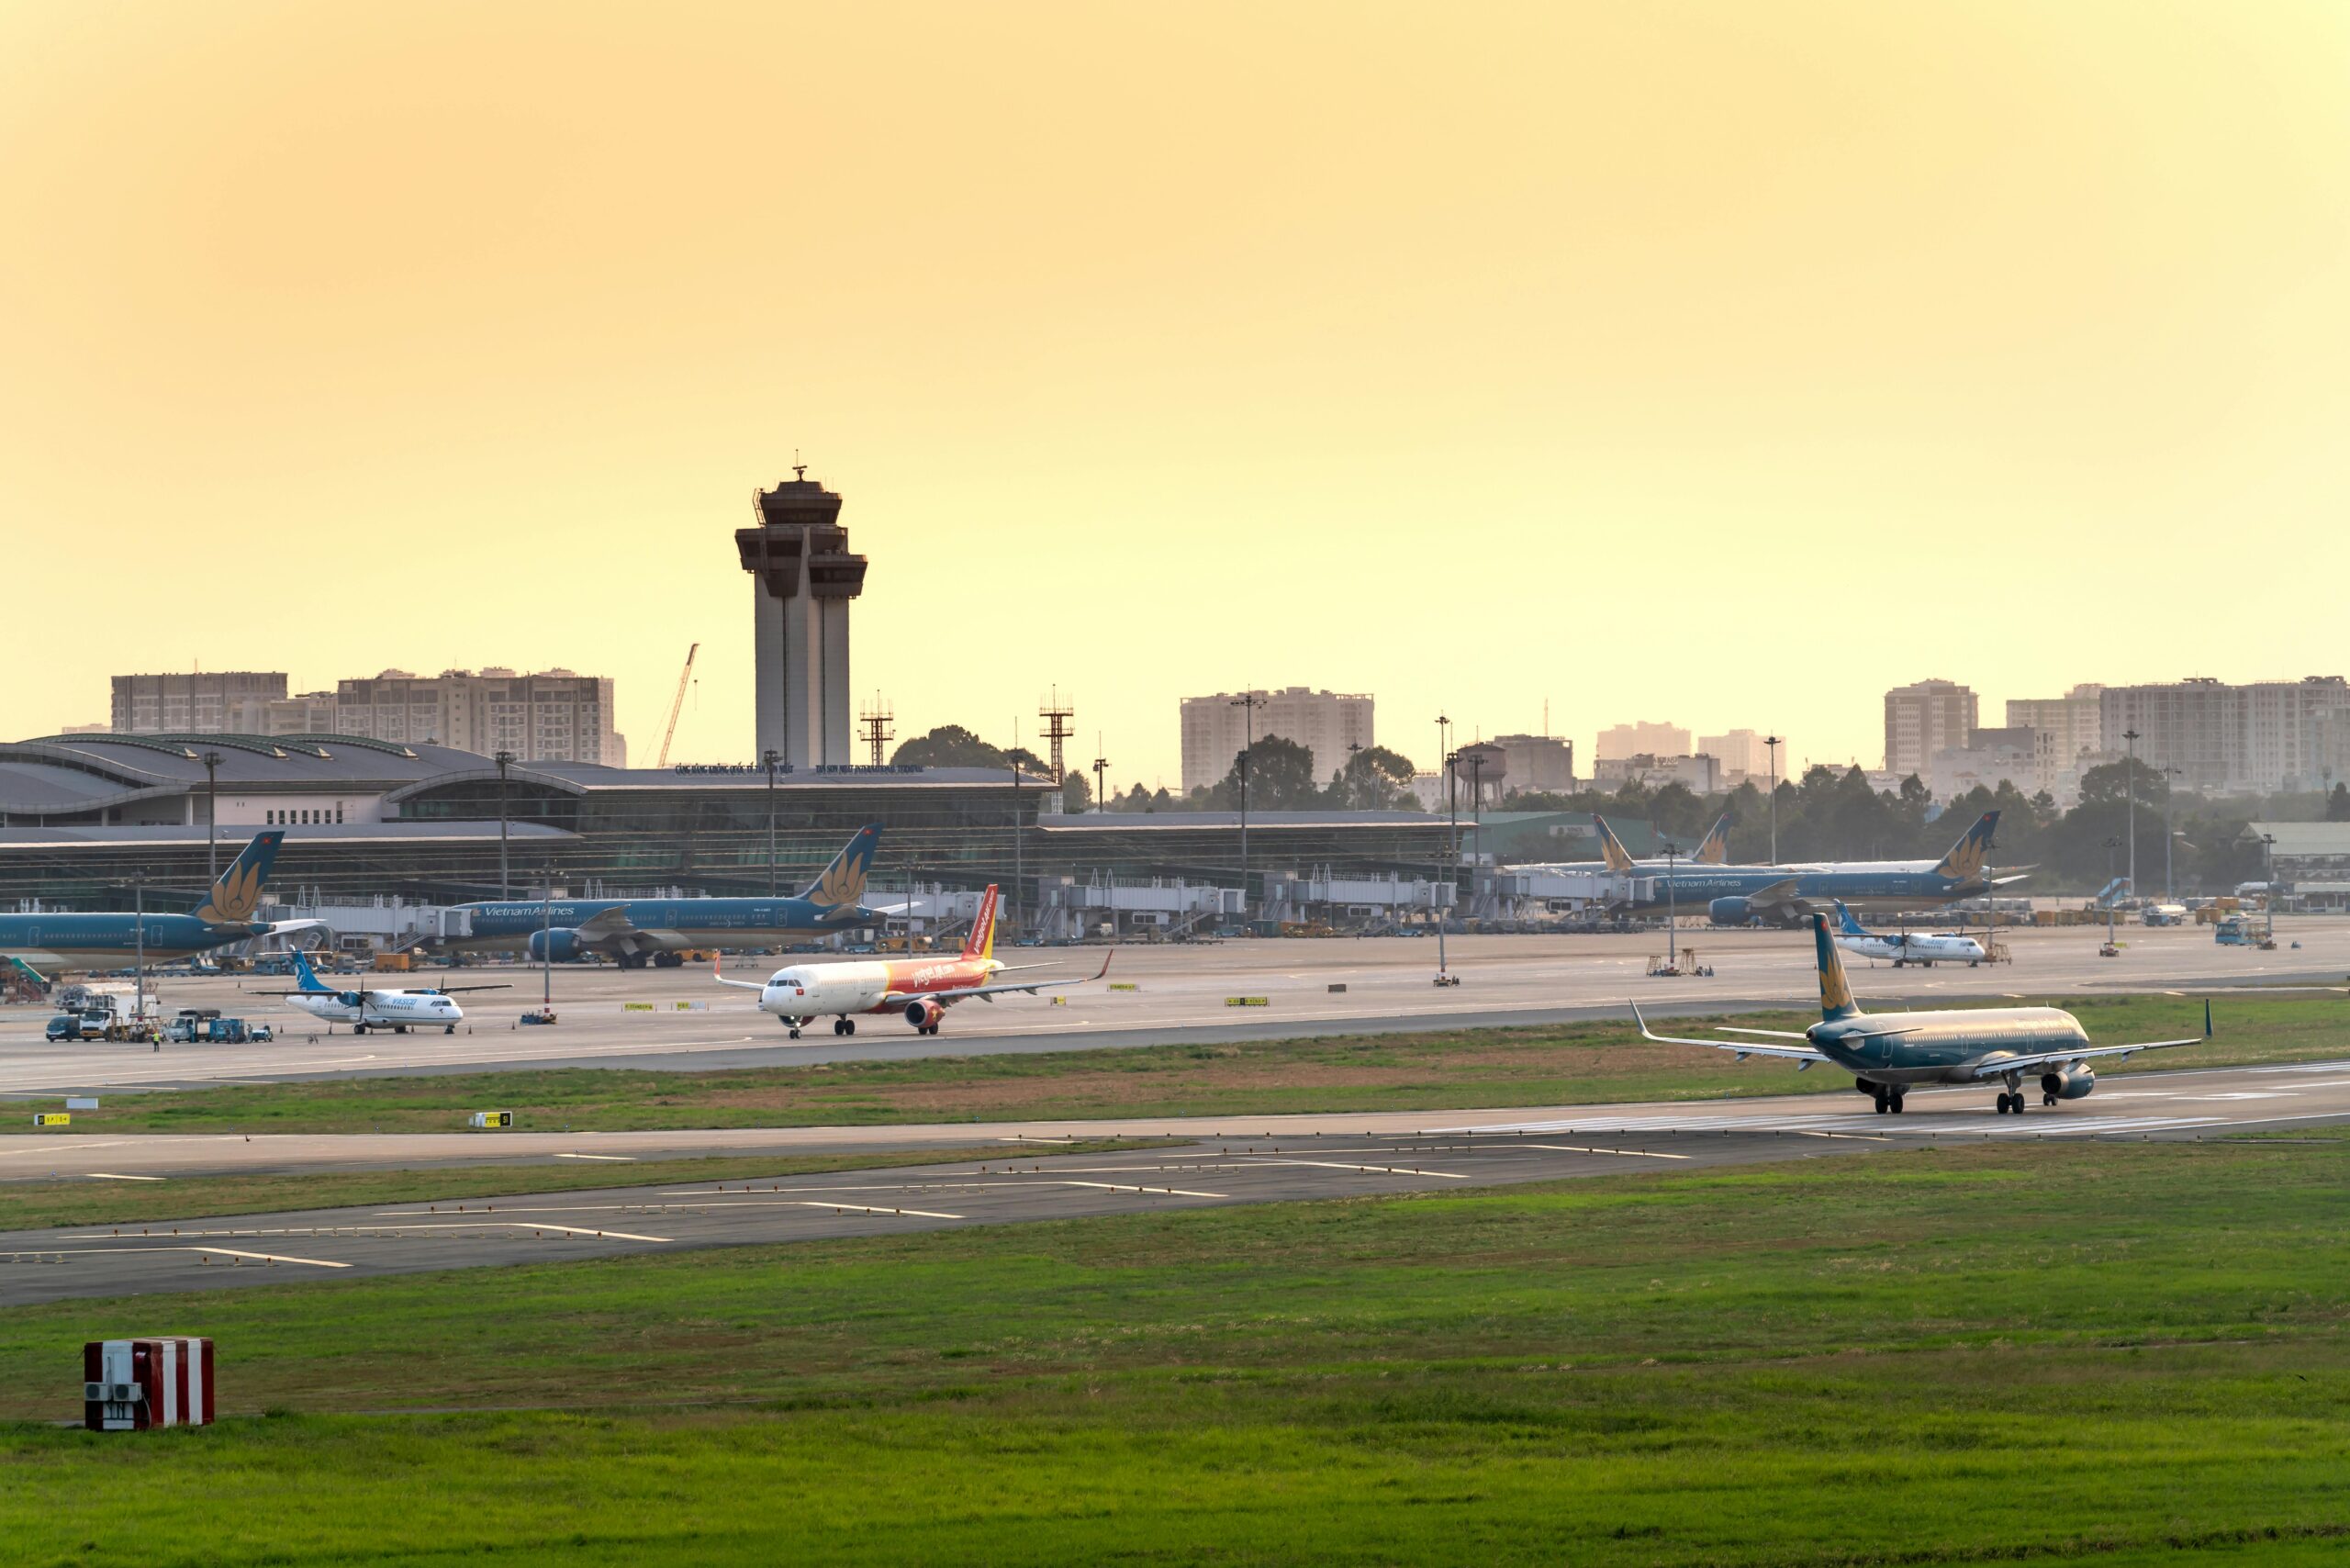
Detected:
left=735, top=465, right=867, bottom=767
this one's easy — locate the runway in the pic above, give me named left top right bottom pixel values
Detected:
left=4, top=921, right=2344, bottom=1098
left=4, top=1053, right=2344, bottom=1306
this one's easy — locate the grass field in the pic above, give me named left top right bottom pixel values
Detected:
left=2, top=1132, right=2346, bottom=1563
left=0, top=1140, right=1169, bottom=1231
left=24, top=992, right=2338, bottom=1137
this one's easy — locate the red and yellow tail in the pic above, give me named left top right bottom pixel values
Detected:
left=962, top=885, right=1000, bottom=961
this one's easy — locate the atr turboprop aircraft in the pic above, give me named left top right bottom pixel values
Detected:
left=1607, top=810, right=2023, bottom=925
left=444, top=824, right=883, bottom=967
left=1632, top=912, right=2210, bottom=1114
left=1829, top=901, right=1987, bottom=968
left=0, top=831, right=319, bottom=978
left=715, top=883, right=1111, bottom=1037
left=262, top=950, right=510, bottom=1035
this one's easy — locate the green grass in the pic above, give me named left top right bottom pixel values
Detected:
left=2, top=1135, right=2346, bottom=1563
left=0, top=1140, right=1170, bottom=1231
left=30, top=992, right=2341, bottom=1136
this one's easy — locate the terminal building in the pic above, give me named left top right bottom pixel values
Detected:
left=0, top=734, right=1456, bottom=921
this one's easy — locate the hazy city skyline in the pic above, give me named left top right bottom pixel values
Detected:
left=7, top=5, right=2349, bottom=788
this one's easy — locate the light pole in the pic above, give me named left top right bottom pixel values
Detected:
left=131, top=872, right=147, bottom=1028
left=1440, top=746, right=1461, bottom=979
left=2262, top=832, right=2278, bottom=941
left=2163, top=765, right=2182, bottom=902
left=762, top=748, right=782, bottom=897
left=1662, top=838, right=1680, bottom=971
left=2122, top=728, right=2142, bottom=905
left=2102, top=835, right=2121, bottom=948
left=201, top=751, right=222, bottom=884
left=1011, top=752, right=1025, bottom=939
left=1230, top=692, right=1264, bottom=920
left=1764, top=735, right=1782, bottom=865
left=1092, top=743, right=1110, bottom=815
left=493, top=750, right=516, bottom=899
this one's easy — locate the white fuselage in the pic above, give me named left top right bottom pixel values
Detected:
left=287, top=988, right=466, bottom=1031
left=1834, top=932, right=1986, bottom=966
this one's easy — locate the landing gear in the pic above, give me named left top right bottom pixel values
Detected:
left=353, top=1024, right=368, bottom=1036
left=1873, top=1087, right=1891, bottom=1114
left=444, top=1025, right=455, bottom=1035
left=1889, top=1091, right=1905, bottom=1114
left=832, top=1017, right=856, bottom=1036
left=1997, top=1092, right=2028, bottom=1114
left=788, top=1026, right=802, bottom=1039
left=914, top=1024, right=940, bottom=1036
left=619, top=952, right=650, bottom=970
left=652, top=952, right=685, bottom=969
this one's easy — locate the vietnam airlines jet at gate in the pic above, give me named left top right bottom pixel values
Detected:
left=1632, top=913, right=2210, bottom=1114
left=261, top=950, right=510, bottom=1035
left=1523, top=813, right=1732, bottom=877
left=444, top=824, right=882, bottom=967
left=1603, top=811, right=2022, bottom=925
left=0, top=831, right=319, bottom=978
left=715, top=885, right=1112, bottom=1038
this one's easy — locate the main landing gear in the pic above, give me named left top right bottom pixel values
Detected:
left=832, top=1017, right=857, bottom=1036
left=1872, top=1086, right=1907, bottom=1114
left=1996, top=1091, right=2028, bottom=1114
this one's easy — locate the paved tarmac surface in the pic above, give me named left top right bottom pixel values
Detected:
left=5, top=921, right=2345, bottom=1097
left=5, top=1054, right=2344, bottom=1306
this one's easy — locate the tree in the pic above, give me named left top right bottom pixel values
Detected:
left=2078, top=757, right=2168, bottom=809
left=2329, top=782, right=2350, bottom=823
left=891, top=724, right=1006, bottom=769
left=1218, top=734, right=1321, bottom=812
left=1061, top=770, right=1091, bottom=813
left=888, top=724, right=1048, bottom=777
left=1327, top=745, right=1420, bottom=810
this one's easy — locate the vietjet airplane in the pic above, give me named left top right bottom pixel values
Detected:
left=1829, top=901, right=1987, bottom=969
left=262, top=950, right=509, bottom=1035
left=714, top=885, right=1112, bottom=1038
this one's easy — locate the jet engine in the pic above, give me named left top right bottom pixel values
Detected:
left=2041, top=1065, right=2096, bottom=1101
left=904, top=998, right=946, bottom=1030
left=1707, top=897, right=1757, bottom=926
left=527, top=928, right=586, bottom=963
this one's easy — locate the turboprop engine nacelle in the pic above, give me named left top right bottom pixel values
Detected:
left=904, top=998, right=946, bottom=1029
left=2042, top=1066, right=2097, bottom=1101
left=1707, top=897, right=1757, bottom=926
left=527, top=928, right=586, bottom=963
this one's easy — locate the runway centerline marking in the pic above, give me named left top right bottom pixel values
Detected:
left=1241, top=1158, right=1473, bottom=1180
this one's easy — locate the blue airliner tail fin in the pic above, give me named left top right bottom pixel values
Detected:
left=192, top=831, right=286, bottom=924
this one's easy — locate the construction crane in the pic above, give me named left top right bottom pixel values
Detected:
left=655, top=642, right=699, bottom=768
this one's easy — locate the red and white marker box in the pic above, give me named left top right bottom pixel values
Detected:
left=84, top=1338, right=215, bottom=1430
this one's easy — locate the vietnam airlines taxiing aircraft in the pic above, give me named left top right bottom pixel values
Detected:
left=1829, top=901, right=1986, bottom=968
left=262, top=950, right=510, bottom=1035
left=715, top=884, right=1111, bottom=1038
left=1632, top=912, right=2210, bottom=1114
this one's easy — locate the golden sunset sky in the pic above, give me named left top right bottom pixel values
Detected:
left=4, top=3, right=2346, bottom=788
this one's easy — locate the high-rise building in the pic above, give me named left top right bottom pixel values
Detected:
left=2007, top=685, right=2103, bottom=767
left=332, top=668, right=624, bottom=767
left=736, top=467, right=867, bottom=768
left=1883, top=679, right=1977, bottom=777
left=1595, top=721, right=1691, bottom=761
left=110, top=672, right=288, bottom=734
left=1697, top=729, right=1778, bottom=784
left=1180, top=688, right=1374, bottom=794
left=2100, top=676, right=2349, bottom=794
left=1491, top=734, right=1576, bottom=795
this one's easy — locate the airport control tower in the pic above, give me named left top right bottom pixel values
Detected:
left=736, top=467, right=868, bottom=767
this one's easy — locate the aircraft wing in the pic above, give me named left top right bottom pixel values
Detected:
left=711, top=954, right=767, bottom=991
left=1964, top=1002, right=2211, bottom=1078
left=1630, top=1003, right=1828, bottom=1062
left=260, top=918, right=332, bottom=942
left=569, top=907, right=643, bottom=941
left=885, top=951, right=1115, bottom=1008
left=420, top=982, right=512, bottom=994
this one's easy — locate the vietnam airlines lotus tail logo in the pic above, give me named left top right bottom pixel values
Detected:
left=1694, top=814, right=1730, bottom=866
left=1931, top=811, right=2000, bottom=884
left=193, top=831, right=285, bottom=924
left=1811, top=913, right=1857, bottom=1019
left=1595, top=816, right=1634, bottom=874
left=803, top=824, right=881, bottom=911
